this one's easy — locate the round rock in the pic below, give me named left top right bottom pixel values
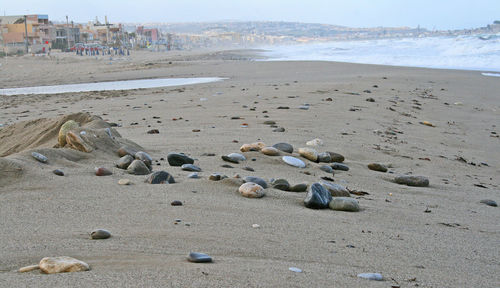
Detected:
left=272, top=142, right=293, bottom=153
left=58, top=120, right=79, bottom=147
left=209, top=173, right=223, bottom=181
left=117, top=146, right=137, bottom=157
left=127, top=160, right=150, bottom=175
left=239, top=182, right=266, bottom=198
left=116, top=155, right=134, bottom=169
left=271, top=178, right=290, bottom=191
left=53, top=169, right=64, bottom=176
left=118, top=178, right=131, bottom=185
left=187, top=172, right=199, bottom=179
left=317, top=152, right=332, bottom=163
left=90, top=229, right=111, bottom=239
left=480, top=199, right=497, bottom=207
left=320, top=165, right=334, bottom=173
left=261, top=146, right=280, bottom=156
left=167, top=153, right=194, bottom=166
left=304, top=183, right=332, bottom=209
left=394, top=175, right=429, bottom=187
left=282, top=156, right=306, bottom=168
left=329, top=197, right=360, bottom=212
left=147, top=171, right=175, bottom=184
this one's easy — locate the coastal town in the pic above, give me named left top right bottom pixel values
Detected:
left=1, top=14, right=499, bottom=55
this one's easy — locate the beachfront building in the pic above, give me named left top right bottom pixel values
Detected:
left=0, top=14, right=51, bottom=54
left=81, top=16, right=123, bottom=46
left=51, top=25, right=80, bottom=51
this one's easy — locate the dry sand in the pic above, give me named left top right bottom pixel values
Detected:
left=0, top=50, right=499, bottom=287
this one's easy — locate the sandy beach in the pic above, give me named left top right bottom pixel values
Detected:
left=0, top=50, right=499, bottom=287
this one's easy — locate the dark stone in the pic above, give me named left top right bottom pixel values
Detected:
left=127, top=160, right=150, bottom=175
left=271, top=178, right=290, bottom=191
left=147, top=171, right=175, bottom=184
left=221, top=155, right=239, bottom=164
left=289, top=183, right=308, bottom=192
left=277, top=106, right=290, bottom=109
left=167, top=153, right=194, bottom=166
left=327, top=152, right=345, bottom=163
left=171, top=200, right=183, bottom=206
left=480, top=199, right=497, bottom=207
left=53, top=169, right=64, bottom=176
left=272, top=142, right=294, bottom=153
left=221, top=164, right=234, bottom=168
left=394, top=175, right=429, bottom=187
left=263, top=120, right=276, bottom=125
left=304, top=183, right=332, bottom=209
left=331, top=163, right=349, bottom=171
left=181, top=164, right=201, bottom=172
left=273, top=127, right=285, bottom=132
left=245, top=176, right=268, bottom=188
left=243, top=166, right=254, bottom=171
left=209, top=173, right=223, bottom=181
left=116, top=155, right=134, bottom=169
left=317, top=152, right=332, bottom=163
left=366, top=97, right=375, bottom=102
left=320, top=165, right=334, bottom=173
left=147, top=129, right=159, bottom=134
left=188, top=252, right=213, bottom=263
left=367, top=163, right=388, bottom=172
left=90, top=229, right=111, bottom=240
left=135, top=151, right=153, bottom=170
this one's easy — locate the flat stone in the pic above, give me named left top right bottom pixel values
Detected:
left=181, top=164, right=201, bottom=172
left=298, top=147, right=318, bottom=162
left=187, top=252, right=213, bottom=263
left=117, top=146, right=137, bottom=157
left=320, top=165, right=334, bottom=173
left=261, top=146, right=280, bottom=156
left=329, top=197, right=360, bottom=212
left=167, top=153, right=194, bottom=166
left=304, top=183, right=332, bottom=209
left=317, top=152, right=332, bottom=163
left=263, top=120, right=276, bottom=125
left=271, top=178, right=290, bottom=191
left=367, top=163, right=388, bottom=172
left=272, top=127, right=285, bottom=132
left=357, top=273, right=383, bottom=281
left=127, top=160, right=150, bottom=175
left=147, top=171, right=175, bottom=184
left=320, top=181, right=350, bottom=197
left=135, top=151, right=153, bottom=170
left=227, top=153, right=246, bottom=161
left=53, top=169, right=64, bottom=176
left=221, top=164, right=234, bottom=168
left=480, top=199, right=497, bottom=207
left=289, top=183, right=308, bottom=192
left=272, top=142, right=293, bottom=153
left=282, top=156, right=306, bottom=168
left=31, top=152, right=48, bottom=163
left=187, top=172, right=199, bottom=179
left=58, top=120, right=79, bottom=147
left=116, top=155, right=134, bottom=169
left=394, top=175, right=429, bottom=187
left=245, top=176, right=268, bottom=188
left=239, top=182, right=266, bottom=198
left=118, top=178, right=131, bottom=185
left=331, top=162, right=349, bottom=171
left=90, top=229, right=111, bottom=239
left=95, top=167, right=112, bottom=176
left=327, top=152, right=345, bottom=163
left=39, top=256, right=89, bottom=274
left=222, top=155, right=240, bottom=164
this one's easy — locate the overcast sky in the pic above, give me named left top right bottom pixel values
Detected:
left=2, top=0, right=499, bottom=30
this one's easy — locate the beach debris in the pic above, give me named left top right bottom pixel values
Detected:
left=116, top=155, right=134, bottom=169
left=357, top=273, right=383, bottom=281
left=90, top=229, right=111, bottom=239
left=320, top=181, right=350, bottom=197
left=147, top=171, right=175, bottom=184
left=277, top=106, right=289, bottom=109
left=252, top=224, right=260, bottom=228
left=394, top=175, right=429, bottom=187
left=304, top=183, right=332, bottom=209
left=187, top=252, right=213, bottom=263
left=240, top=142, right=266, bottom=152
left=29, top=256, right=89, bottom=274
left=261, top=146, right=280, bottom=156
left=181, top=164, right=201, bottom=172
left=118, top=179, right=131, bottom=185
left=147, top=129, right=159, bottom=134
left=474, top=184, right=488, bottom=188
left=320, top=165, right=334, bottom=173
left=329, top=197, right=360, bottom=212
left=366, top=97, right=375, bottom=102
left=66, top=131, right=93, bottom=152
left=298, top=147, right=319, bottom=162
left=244, top=176, right=268, bottom=188
left=95, top=167, right=112, bottom=176
left=187, top=172, right=199, bottom=179
left=282, top=156, right=306, bottom=168
left=299, top=105, right=309, bottom=110
left=306, top=138, right=323, bottom=146
left=289, top=183, right=308, bottom=192
left=221, top=164, right=234, bottom=168
left=331, top=163, right=349, bottom=171
left=167, top=152, right=194, bottom=166
left=289, top=267, right=302, bottom=273
left=127, top=160, right=150, bottom=175
left=52, top=169, right=64, bottom=176
left=347, top=188, right=370, bottom=196
left=18, top=264, right=40, bottom=273
left=171, top=200, right=183, bottom=206
left=367, top=163, right=388, bottom=172
left=239, top=182, right=266, bottom=198
left=420, top=121, right=435, bottom=127
left=58, top=120, right=79, bottom=147
left=479, top=199, right=497, bottom=207
left=272, top=142, right=293, bottom=153
left=327, top=152, right=345, bottom=163
left=271, top=178, right=290, bottom=191
left=317, top=152, right=332, bottom=163
left=31, top=152, right=48, bottom=163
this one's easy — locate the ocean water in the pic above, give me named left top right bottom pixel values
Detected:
left=0, top=77, right=224, bottom=96
left=262, top=35, right=500, bottom=72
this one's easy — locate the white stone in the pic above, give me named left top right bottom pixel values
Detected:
left=282, top=156, right=306, bottom=168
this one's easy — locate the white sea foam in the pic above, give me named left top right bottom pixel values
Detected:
left=262, top=35, right=500, bottom=72
left=481, top=72, right=500, bottom=77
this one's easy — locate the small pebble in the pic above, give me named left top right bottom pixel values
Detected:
left=239, top=182, right=266, bottom=198
left=90, top=229, right=111, bottom=240
left=31, top=152, right=48, bottom=163
left=181, top=164, right=202, bottom=172
left=244, top=176, right=268, bottom=188
left=329, top=197, right=360, bottom=212
left=171, top=200, right=183, bottom=206
left=331, top=163, right=349, bottom=171
left=187, top=252, right=213, bottom=263
left=367, top=163, right=388, bottom=172
left=282, top=156, right=306, bottom=168
left=147, top=171, right=175, bottom=184
left=394, top=175, right=429, bottom=187
left=53, top=169, right=64, bottom=176
left=272, top=142, right=293, bottom=153
left=272, top=127, right=285, bottom=132
left=357, top=273, right=383, bottom=281
left=289, top=267, right=302, bottom=273
left=320, top=165, right=334, bottom=173
left=480, top=199, right=497, bottom=207
left=252, top=224, right=260, bottom=228
left=95, top=167, right=112, bottom=176
left=209, top=173, right=223, bottom=181
left=187, top=172, right=199, bottom=179
left=118, top=179, right=131, bottom=185
left=127, top=160, right=150, bottom=175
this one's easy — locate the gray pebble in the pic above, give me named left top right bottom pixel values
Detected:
left=331, top=163, right=349, bottom=171
left=188, top=252, right=213, bottom=263
left=90, top=229, right=111, bottom=240
left=320, top=165, right=334, bottom=173
left=32, top=152, right=48, bottom=163
left=329, top=197, right=360, bottom=212
left=181, top=164, right=201, bottom=172
left=394, top=175, right=429, bottom=187
left=116, top=155, right=134, bottom=169
left=480, top=199, right=497, bottom=207
left=245, top=176, right=268, bottom=188
left=272, top=142, right=294, bottom=153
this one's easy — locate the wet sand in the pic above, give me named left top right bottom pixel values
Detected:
left=0, top=50, right=499, bottom=287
